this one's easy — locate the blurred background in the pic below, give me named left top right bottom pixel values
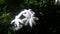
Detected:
left=0, top=0, right=60, bottom=34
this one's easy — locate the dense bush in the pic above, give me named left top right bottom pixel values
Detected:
left=0, top=0, right=60, bottom=34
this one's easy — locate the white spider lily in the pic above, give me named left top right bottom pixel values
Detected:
left=22, top=9, right=39, bottom=27
left=10, top=16, right=23, bottom=31
left=11, top=16, right=23, bottom=27
left=10, top=9, right=39, bottom=31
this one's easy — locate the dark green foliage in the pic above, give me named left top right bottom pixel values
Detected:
left=0, top=0, right=60, bottom=34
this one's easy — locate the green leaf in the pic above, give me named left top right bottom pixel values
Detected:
left=0, top=0, right=5, bottom=4
left=8, top=30, right=11, bottom=34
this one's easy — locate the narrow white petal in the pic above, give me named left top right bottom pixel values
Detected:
left=32, top=20, right=36, bottom=25
left=25, top=19, right=29, bottom=25
left=29, top=19, right=33, bottom=27
left=10, top=20, right=15, bottom=24
left=22, top=18, right=27, bottom=22
left=33, top=17, right=39, bottom=20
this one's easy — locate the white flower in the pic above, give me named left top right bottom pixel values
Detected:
left=11, top=16, right=23, bottom=27
left=10, top=9, right=39, bottom=31
left=22, top=9, right=39, bottom=27
left=10, top=16, right=23, bottom=31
